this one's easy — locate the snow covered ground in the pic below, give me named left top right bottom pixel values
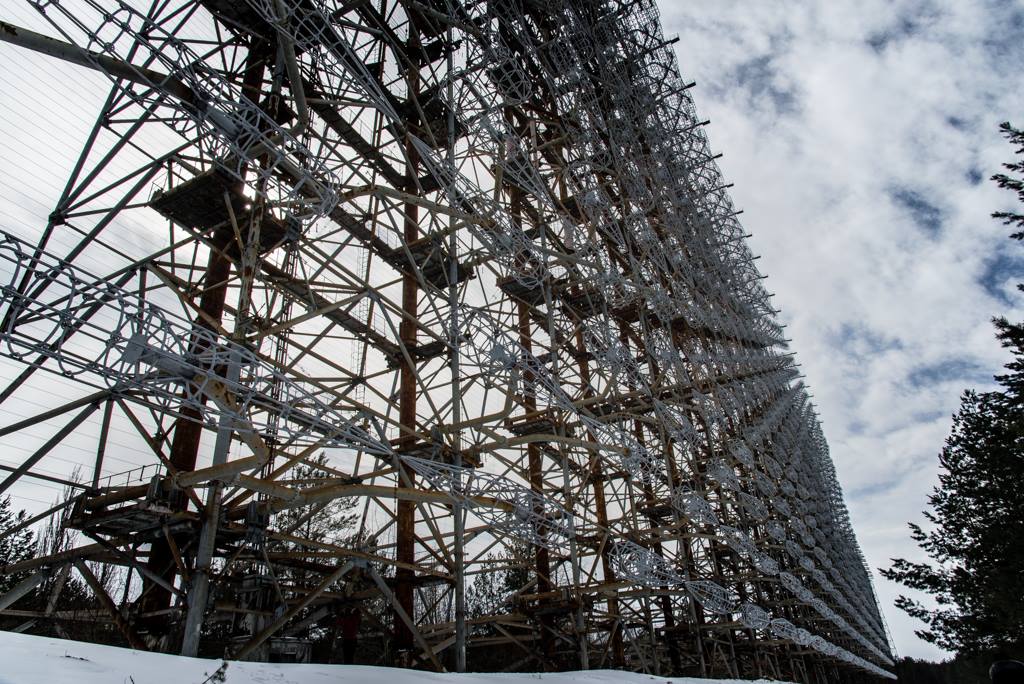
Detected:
left=0, top=631, right=791, bottom=684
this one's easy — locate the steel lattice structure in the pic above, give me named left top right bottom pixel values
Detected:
left=0, top=0, right=894, bottom=680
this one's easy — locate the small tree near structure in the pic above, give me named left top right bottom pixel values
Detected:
left=0, top=495, right=36, bottom=595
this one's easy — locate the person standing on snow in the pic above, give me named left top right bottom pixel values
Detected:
left=336, top=605, right=361, bottom=664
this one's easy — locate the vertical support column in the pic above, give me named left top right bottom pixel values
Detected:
left=657, top=405, right=684, bottom=674
left=139, top=227, right=232, bottom=622
left=678, top=509, right=709, bottom=676
left=572, top=328, right=625, bottom=668
left=180, top=482, right=221, bottom=656
left=445, top=10, right=466, bottom=672
left=544, top=143, right=591, bottom=670
left=511, top=182, right=556, bottom=665
left=510, top=189, right=553, bottom=598
left=517, top=303, right=553, bottom=592
left=139, top=35, right=271, bottom=639
left=91, top=398, right=113, bottom=489
left=180, top=344, right=242, bottom=656
left=394, top=30, right=422, bottom=662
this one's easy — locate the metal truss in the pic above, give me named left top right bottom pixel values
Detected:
left=0, top=0, right=894, bottom=680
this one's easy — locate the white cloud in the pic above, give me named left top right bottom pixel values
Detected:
left=662, top=0, right=1024, bottom=662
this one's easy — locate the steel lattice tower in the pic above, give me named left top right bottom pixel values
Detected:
left=0, top=1, right=894, bottom=681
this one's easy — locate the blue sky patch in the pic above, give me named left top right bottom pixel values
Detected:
left=979, top=249, right=1024, bottom=305
left=865, top=5, right=937, bottom=53
left=829, top=322, right=905, bottom=357
left=981, top=6, right=1024, bottom=74
left=906, top=359, right=984, bottom=388
left=731, top=55, right=799, bottom=115
left=946, top=116, right=968, bottom=131
left=890, top=187, right=944, bottom=235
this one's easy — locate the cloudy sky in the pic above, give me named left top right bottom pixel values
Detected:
left=661, top=0, right=1024, bottom=662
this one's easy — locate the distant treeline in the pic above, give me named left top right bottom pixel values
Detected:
left=895, top=654, right=1005, bottom=683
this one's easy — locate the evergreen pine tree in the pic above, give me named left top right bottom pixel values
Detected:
left=271, top=451, right=359, bottom=546
left=992, top=122, right=1024, bottom=240
left=0, top=495, right=36, bottom=595
left=880, top=123, right=1024, bottom=656
left=465, top=541, right=531, bottom=619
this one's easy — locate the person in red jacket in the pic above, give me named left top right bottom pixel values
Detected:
left=335, top=605, right=361, bottom=664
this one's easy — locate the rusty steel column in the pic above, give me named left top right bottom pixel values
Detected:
left=572, top=328, right=625, bottom=667
left=510, top=189, right=553, bottom=597
left=512, top=184, right=556, bottom=665
left=517, top=302, right=553, bottom=592
left=138, top=36, right=270, bottom=627
left=394, top=39, right=422, bottom=661
left=138, top=205, right=232, bottom=622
